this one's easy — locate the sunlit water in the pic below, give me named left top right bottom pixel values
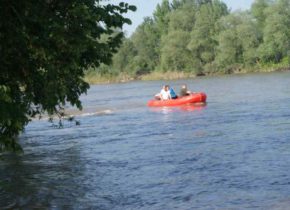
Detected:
left=1, top=71, right=290, bottom=209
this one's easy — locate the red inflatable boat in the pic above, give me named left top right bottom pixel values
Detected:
left=147, top=92, right=207, bottom=107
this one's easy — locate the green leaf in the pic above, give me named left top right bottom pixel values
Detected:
left=129, top=5, right=137, bottom=12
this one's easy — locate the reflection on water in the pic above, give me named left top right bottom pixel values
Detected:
left=1, top=71, right=290, bottom=209
left=149, top=104, right=207, bottom=116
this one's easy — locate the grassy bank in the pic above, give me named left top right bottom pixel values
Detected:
left=140, top=71, right=196, bottom=81
left=85, top=64, right=290, bottom=85
left=84, top=71, right=197, bottom=84
left=84, top=71, right=134, bottom=84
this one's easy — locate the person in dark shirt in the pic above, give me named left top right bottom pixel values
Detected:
left=179, top=84, right=191, bottom=97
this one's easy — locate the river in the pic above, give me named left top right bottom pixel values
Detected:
left=1, top=71, right=290, bottom=209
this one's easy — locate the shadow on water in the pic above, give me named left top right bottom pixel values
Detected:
left=0, top=143, right=88, bottom=209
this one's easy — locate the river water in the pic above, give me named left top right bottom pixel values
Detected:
left=1, top=71, right=290, bottom=209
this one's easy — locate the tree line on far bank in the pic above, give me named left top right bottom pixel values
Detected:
left=94, top=0, right=290, bottom=79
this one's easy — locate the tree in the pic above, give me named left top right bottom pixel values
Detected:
left=251, top=0, right=271, bottom=30
left=159, top=1, right=198, bottom=73
left=168, top=1, right=197, bottom=32
left=112, top=38, right=137, bottom=74
left=214, top=13, right=243, bottom=72
left=188, top=0, right=228, bottom=73
left=258, top=0, right=290, bottom=63
left=130, top=17, right=160, bottom=75
left=160, top=30, right=194, bottom=72
left=153, top=0, right=172, bottom=35
left=0, top=1, right=136, bottom=152
left=236, top=13, right=261, bottom=66
left=215, top=12, right=261, bottom=72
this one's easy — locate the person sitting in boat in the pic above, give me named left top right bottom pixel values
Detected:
left=179, top=84, right=191, bottom=96
left=155, top=85, right=171, bottom=100
left=169, top=86, right=178, bottom=99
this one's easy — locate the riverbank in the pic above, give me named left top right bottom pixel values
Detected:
left=84, top=64, right=290, bottom=85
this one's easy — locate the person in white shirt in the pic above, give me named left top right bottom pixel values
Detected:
left=155, top=85, right=171, bottom=100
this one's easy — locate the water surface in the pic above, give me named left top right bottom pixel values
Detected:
left=1, top=71, right=290, bottom=209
